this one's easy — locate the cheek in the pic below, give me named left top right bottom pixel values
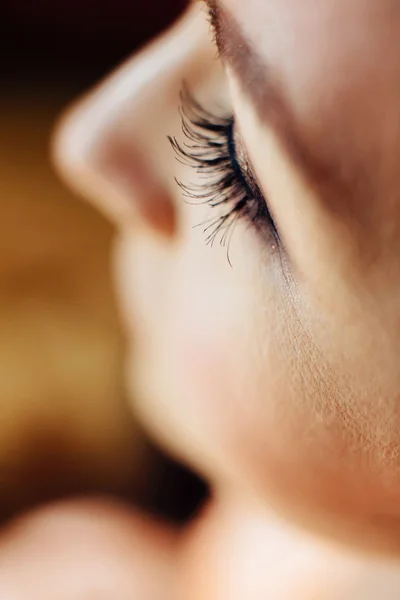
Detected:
left=118, top=230, right=400, bottom=551
left=118, top=226, right=280, bottom=481
left=161, top=251, right=262, bottom=477
left=119, top=227, right=315, bottom=499
left=164, top=261, right=357, bottom=533
left=154, top=243, right=301, bottom=494
left=119, top=228, right=364, bottom=535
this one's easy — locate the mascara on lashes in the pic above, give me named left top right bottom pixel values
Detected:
left=169, top=90, right=279, bottom=253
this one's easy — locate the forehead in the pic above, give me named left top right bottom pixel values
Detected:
left=224, top=0, right=399, bottom=32
left=223, top=0, right=400, bottom=79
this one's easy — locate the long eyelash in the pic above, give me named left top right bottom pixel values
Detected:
left=168, top=90, right=277, bottom=259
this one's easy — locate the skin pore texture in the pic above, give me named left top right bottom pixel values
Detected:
left=218, top=0, right=400, bottom=548
left=34, top=0, right=400, bottom=596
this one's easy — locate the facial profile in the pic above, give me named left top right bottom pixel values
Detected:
left=55, top=0, right=400, bottom=556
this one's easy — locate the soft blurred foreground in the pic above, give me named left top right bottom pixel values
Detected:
left=0, top=0, right=205, bottom=522
left=0, top=88, right=147, bottom=515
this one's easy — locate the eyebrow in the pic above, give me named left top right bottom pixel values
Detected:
left=201, top=0, right=367, bottom=222
left=203, top=0, right=272, bottom=118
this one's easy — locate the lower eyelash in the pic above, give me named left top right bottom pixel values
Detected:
left=168, top=90, right=277, bottom=258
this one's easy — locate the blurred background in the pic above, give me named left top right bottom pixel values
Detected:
left=0, top=0, right=206, bottom=523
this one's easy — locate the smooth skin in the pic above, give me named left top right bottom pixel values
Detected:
left=3, top=1, right=400, bottom=597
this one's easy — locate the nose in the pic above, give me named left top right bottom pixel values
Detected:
left=53, top=5, right=212, bottom=236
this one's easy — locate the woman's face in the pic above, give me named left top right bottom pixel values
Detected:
left=56, top=0, right=400, bottom=553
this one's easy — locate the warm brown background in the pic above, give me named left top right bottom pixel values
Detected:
left=0, top=0, right=206, bottom=522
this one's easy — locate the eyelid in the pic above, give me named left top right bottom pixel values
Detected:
left=230, top=125, right=255, bottom=188
left=229, top=121, right=279, bottom=234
